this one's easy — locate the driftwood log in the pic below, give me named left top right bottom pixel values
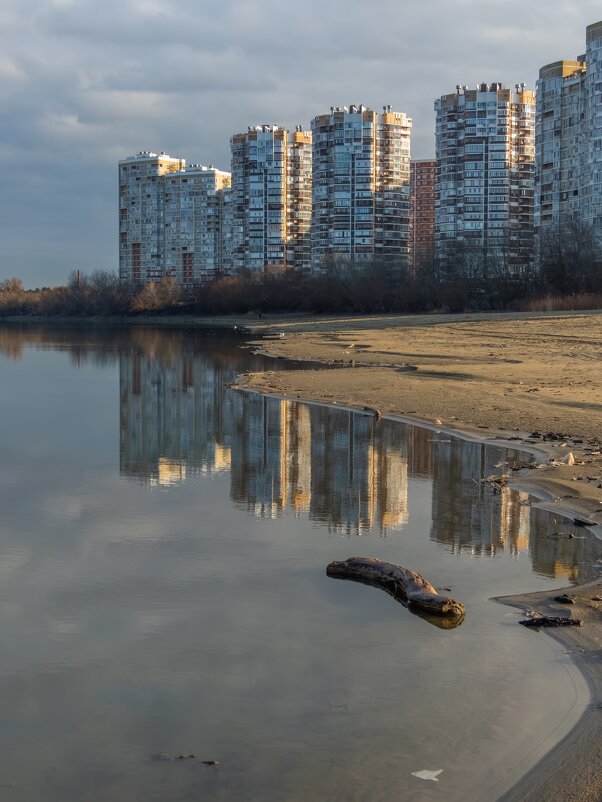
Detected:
left=326, top=557, right=465, bottom=628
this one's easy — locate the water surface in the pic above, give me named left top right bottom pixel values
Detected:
left=0, top=325, right=599, bottom=801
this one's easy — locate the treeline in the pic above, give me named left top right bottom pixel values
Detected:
left=1, top=223, right=601, bottom=317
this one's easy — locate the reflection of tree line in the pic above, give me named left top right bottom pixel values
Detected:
left=0, top=325, right=138, bottom=363
left=0, top=325, right=252, bottom=369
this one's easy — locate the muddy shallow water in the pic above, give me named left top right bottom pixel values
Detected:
left=0, top=325, right=599, bottom=801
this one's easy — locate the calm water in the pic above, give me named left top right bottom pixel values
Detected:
left=0, top=325, right=600, bottom=802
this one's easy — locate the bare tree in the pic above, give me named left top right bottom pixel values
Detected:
left=539, top=220, right=600, bottom=294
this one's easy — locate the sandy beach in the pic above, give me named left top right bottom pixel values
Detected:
left=231, top=309, right=602, bottom=802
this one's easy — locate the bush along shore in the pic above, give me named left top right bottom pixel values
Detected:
left=2, top=258, right=602, bottom=319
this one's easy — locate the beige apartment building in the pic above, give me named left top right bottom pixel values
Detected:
left=310, top=105, right=412, bottom=270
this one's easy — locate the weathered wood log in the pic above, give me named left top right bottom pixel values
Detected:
left=519, top=616, right=581, bottom=628
left=326, top=557, right=465, bottom=625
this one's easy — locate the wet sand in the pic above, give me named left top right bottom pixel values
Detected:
left=232, top=310, right=602, bottom=802
left=496, top=578, right=602, bottom=802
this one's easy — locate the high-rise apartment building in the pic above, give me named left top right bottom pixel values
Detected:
left=536, top=21, right=602, bottom=247
left=287, top=128, right=313, bottom=272
left=230, top=125, right=312, bottom=272
left=119, top=152, right=185, bottom=284
left=583, top=22, right=602, bottom=235
left=220, top=187, right=234, bottom=274
left=119, top=152, right=231, bottom=286
left=409, top=159, right=436, bottom=274
left=434, top=84, right=535, bottom=273
left=164, top=165, right=231, bottom=285
left=310, top=105, right=412, bottom=270
left=536, top=61, right=586, bottom=229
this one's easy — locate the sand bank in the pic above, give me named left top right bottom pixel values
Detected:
left=238, top=310, right=602, bottom=526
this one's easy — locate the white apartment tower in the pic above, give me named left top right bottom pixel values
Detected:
left=119, top=152, right=232, bottom=285
left=310, top=105, right=412, bottom=269
left=434, top=84, right=536, bottom=273
left=119, top=152, right=185, bottom=284
left=230, top=125, right=312, bottom=272
left=536, top=21, right=602, bottom=247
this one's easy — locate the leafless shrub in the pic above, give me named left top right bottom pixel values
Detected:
left=519, top=293, right=602, bottom=312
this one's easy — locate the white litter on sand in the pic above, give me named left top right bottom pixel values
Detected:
left=411, top=769, right=443, bottom=782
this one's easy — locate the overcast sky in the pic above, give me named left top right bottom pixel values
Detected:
left=1, top=0, right=601, bottom=287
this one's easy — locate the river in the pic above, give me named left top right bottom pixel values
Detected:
left=0, top=324, right=599, bottom=801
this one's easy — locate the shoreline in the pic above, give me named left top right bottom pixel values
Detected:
left=238, top=311, right=602, bottom=530
left=236, top=383, right=602, bottom=802
left=232, top=312, right=602, bottom=802
left=235, top=382, right=602, bottom=802
left=237, top=383, right=602, bottom=530
left=495, top=578, right=602, bottom=802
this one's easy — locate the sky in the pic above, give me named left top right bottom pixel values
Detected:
left=1, top=0, right=601, bottom=288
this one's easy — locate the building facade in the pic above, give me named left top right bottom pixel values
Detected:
left=536, top=21, right=602, bottom=251
left=409, top=159, right=436, bottom=274
left=229, top=125, right=312, bottom=272
left=119, top=152, right=185, bottom=284
left=287, top=128, right=313, bottom=271
left=434, top=84, right=536, bottom=275
left=164, top=165, right=231, bottom=285
left=310, top=105, right=412, bottom=270
left=119, top=152, right=231, bottom=286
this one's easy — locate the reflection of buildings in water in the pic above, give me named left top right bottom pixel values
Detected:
left=309, top=411, right=408, bottom=535
left=121, top=353, right=411, bottom=534
left=430, top=439, right=531, bottom=556
left=288, top=403, right=312, bottom=513
left=230, top=397, right=312, bottom=518
left=528, top=508, right=602, bottom=584
left=374, top=420, right=409, bottom=532
left=310, top=408, right=375, bottom=534
left=119, top=351, right=236, bottom=485
left=154, top=457, right=186, bottom=487
left=430, top=437, right=602, bottom=583
left=407, top=425, right=434, bottom=479
left=118, top=346, right=602, bottom=571
left=230, top=395, right=287, bottom=518
left=230, top=401, right=409, bottom=533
